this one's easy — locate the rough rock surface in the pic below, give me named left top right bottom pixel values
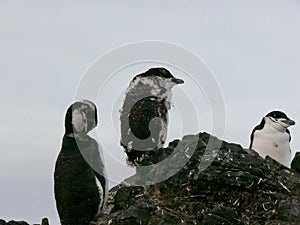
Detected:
left=0, top=221, right=29, bottom=225
left=95, top=132, right=300, bottom=225
left=0, top=218, right=48, bottom=225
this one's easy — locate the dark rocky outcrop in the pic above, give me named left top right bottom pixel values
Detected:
left=95, top=132, right=300, bottom=225
left=0, top=218, right=48, bottom=225
left=5, top=221, right=29, bottom=225
left=291, top=152, right=300, bottom=174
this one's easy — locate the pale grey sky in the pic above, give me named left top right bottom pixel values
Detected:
left=1, top=1, right=300, bottom=224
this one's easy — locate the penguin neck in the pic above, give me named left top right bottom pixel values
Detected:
left=65, top=132, right=89, bottom=140
left=65, top=114, right=74, bottom=134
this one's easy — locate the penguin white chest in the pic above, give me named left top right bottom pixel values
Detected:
left=252, top=128, right=291, bottom=167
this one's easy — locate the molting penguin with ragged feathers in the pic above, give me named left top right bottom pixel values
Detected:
left=54, top=100, right=107, bottom=225
left=250, top=110, right=295, bottom=168
left=120, top=67, right=184, bottom=166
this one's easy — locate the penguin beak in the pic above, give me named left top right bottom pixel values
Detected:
left=172, top=78, right=184, bottom=84
left=287, top=119, right=296, bottom=126
left=281, top=118, right=296, bottom=127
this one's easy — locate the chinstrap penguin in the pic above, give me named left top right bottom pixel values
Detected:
left=54, top=100, right=107, bottom=225
left=250, top=110, right=295, bottom=168
left=120, top=67, right=184, bottom=166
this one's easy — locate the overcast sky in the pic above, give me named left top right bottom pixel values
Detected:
left=1, top=1, right=300, bottom=224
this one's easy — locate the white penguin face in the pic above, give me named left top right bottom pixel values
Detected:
left=71, top=101, right=97, bottom=135
left=72, top=107, right=88, bottom=134
left=158, top=77, right=176, bottom=97
left=265, top=116, right=295, bottom=131
left=82, top=100, right=97, bottom=131
left=161, top=77, right=178, bottom=90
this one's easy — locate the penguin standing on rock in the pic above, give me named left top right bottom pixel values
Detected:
left=250, top=111, right=295, bottom=168
left=54, top=100, right=107, bottom=225
left=120, top=67, right=184, bottom=166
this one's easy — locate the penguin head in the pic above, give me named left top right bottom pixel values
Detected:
left=136, top=67, right=184, bottom=87
left=128, top=67, right=184, bottom=99
left=146, top=67, right=184, bottom=83
left=264, top=111, right=295, bottom=131
left=65, top=100, right=98, bottom=135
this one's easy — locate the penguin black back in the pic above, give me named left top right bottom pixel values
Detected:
left=122, top=96, right=168, bottom=164
left=54, top=136, right=101, bottom=225
left=54, top=101, right=106, bottom=225
left=249, top=118, right=265, bottom=149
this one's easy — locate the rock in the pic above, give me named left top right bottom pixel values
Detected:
left=6, top=221, right=29, bottom=225
left=0, top=219, right=6, bottom=225
left=94, top=132, right=300, bottom=225
left=291, top=152, right=300, bottom=174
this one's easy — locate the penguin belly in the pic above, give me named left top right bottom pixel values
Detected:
left=252, top=130, right=291, bottom=167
